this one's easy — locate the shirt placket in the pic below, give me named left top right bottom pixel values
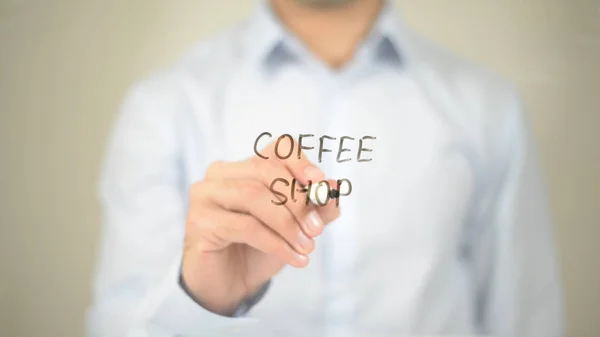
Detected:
left=318, top=73, right=359, bottom=337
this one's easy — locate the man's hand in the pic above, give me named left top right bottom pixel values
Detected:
left=181, top=140, right=340, bottom=315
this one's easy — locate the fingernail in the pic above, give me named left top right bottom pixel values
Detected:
left=305, top=211, right=324, bottom=235
left=293, top=253, right=309, bottom=267
left=304, top=166, right=324, bottom=182
left=297, top=232, right=313, bottom=253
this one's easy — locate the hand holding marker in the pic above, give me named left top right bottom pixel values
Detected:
left=181, top=133, right=373, bottom=316
left=181, top=138, right=341, bottom=316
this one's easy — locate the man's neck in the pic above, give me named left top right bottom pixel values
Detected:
left=270, top=0, right=384, bottom=69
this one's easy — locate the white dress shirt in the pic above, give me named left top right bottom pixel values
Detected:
left=88, top=2, right=564, bottom=336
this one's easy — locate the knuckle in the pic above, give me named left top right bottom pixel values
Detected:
left=263, top=139, right=277, bottom=153
left=205, top=160, right=225, bottom=178
left=248, top=156, right=265, bottom=173
left=258, top=160, right=277, bottom=182
left=208, top=215, right=241, bottom=242
left=279, top=214, right=298, bottom=236
left=187, top=206, right=210, bottom=224
left=185, top=213, right=211, bottom=240
left=265, top=239, right=285, bottom=256
left=240, top=181, right=263, bottom=199
left=277, top=206, right=297, bottom=225
left=267, top=212, right=299, bottom=244
left=232, top=217, right=252, bottom=234
left=188, top=181, right=206, bottom=199
left=197, top=214, right=217, bottom=230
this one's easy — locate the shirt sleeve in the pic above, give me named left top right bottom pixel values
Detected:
left=86, top=77, right=263, bottom=337
left=468, top=92, right=565, bottom=336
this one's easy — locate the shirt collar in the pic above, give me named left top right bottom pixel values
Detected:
left=244, top=0, right=404, bottom=70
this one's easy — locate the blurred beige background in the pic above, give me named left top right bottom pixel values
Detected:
left=1, top=0, right=599, bottom=336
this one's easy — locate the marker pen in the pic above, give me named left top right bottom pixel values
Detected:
left=307, top=182, right=339, bottom=206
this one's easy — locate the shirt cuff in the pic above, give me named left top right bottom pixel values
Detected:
left=231, top=280, right=271, bottom=317
left=179, top=265, right=271, bottom=318
left=144, top=254, right=260, bottom=336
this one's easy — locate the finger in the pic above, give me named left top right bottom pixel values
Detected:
left=257, top=138, right=326, bottom=185
left=205, top=148, right=323, bottom=186
left=195, top=179, right=315, bottom=255
left=308, top=179, right=342, bottom=223
left=208, top=210, right=309, bottom=268
left=205, top=158, right=327, bottom=237
left=260, top=140, right=329, bottom=233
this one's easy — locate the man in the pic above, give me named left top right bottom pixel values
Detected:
left=88, top=0, right=564, bottom=336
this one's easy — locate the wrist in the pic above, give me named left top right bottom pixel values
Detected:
left=180, top=251, right=247, bottom=316
left=179, top=268, right=244, bottom=316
